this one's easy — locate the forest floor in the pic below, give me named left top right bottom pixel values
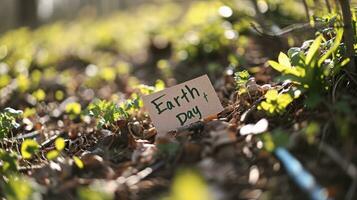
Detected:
left=1, top=2, right=357, bottom=200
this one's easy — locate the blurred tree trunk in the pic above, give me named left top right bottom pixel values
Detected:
left=17, top=0, right=38, bottom=28
left=338, top=0, right=356, bottom=73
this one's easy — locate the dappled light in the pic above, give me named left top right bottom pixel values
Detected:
left=0, top=0, right=357, bottom=200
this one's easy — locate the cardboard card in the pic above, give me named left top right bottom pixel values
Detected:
left=142, top=74, right=224, bottom=135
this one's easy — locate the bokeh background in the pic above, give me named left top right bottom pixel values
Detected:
left=1, top=1, right=357, bottom=200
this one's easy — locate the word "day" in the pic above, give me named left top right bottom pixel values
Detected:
left=150, top=85, right=208, bottom=125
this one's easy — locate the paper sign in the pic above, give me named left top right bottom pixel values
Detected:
left=142, top=75, right=224, bottom=135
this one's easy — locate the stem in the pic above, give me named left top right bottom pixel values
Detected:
left=339, top=0, right=356, bottom=73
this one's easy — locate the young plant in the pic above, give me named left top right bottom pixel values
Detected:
left=65, top=102, right=82, bottom=120
left=258, top=89, right=293, bottom=115
left=46, top=137, right=65, bottom=160
left=21, top=139, right=39, bottom=160
left=86, top=97, right=140, bottom=128
left=0, top=108, right=23, bottom=139
left=234, top=70, right=250, bottom=95
left=0, top=149, right=18, bottom=173
left=268, top=28, right=348, bottom=107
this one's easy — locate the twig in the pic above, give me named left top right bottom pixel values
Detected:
left=11, top=130, right=39, bottom=140
left=250, top=22, right=327, bottom=37
left=18, top=164, right=46, bottom=172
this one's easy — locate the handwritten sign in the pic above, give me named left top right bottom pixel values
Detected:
left=142, top=75, right=223, bottom=135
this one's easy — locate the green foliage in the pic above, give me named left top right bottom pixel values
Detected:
left=268, top=28, right=348, bottom=107
left=46, top=137, right=65, bottom=160
left=65, top=102, right=82, bottom=120
left=234, top=70, right=250, bottom=94
left=86, top=97, right=140, bottom=128
left=86, top=100, right=125, bottom=128
left=32, top=89, right=46, bottom=102
left=21, top=139, right=39, bottom=160
left=46, top=150, right=59, bottom=160
left=258, top=89, right=293, bottom=115
left=0, top=149, right=18, bottom=173
left=65, top=102, right=82, bottom=115
left=2, top=175, right=41, bottom=200
left=55, top=137, right=65, bottom=151
left=0, top=108, right=23, bottom=139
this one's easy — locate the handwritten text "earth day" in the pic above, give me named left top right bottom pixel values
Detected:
left=150, top=85, right=209, bottom=126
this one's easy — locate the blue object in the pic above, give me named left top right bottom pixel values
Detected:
left=275, top=147, right=330, bottom=200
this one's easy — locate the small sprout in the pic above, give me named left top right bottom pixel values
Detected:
left=46, top=150, right=59, bottom=160
left=0, top=108, right=22, bottom=138
left=46, top=137, right=65, bottom=160
left=73, top=156, right=84, bottom=169
left=21, top=139, right=39, bottom=159
left=86, top=100, right=125, bottom=128
left=66, top=102, right=82, bottom=115
left=86, top=98, right=140, bottom=128
left=55, top=90, right=64, bottom=101
left=32, top=89, right=46, bottom=102
left=154, top=79, right=166, bottom=92
left=0, top=149, right=18, bottom=173
left=55, top=137, right=65, bottom=151
left=258, top=89, right=293, bottom=115
left=23, top=107, right=36, bottom=118
left=234, top=70, right=250, bottom=94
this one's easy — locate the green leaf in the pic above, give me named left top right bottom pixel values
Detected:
left=318, top=29, right=343, bottom=66
left=65, top=102, right=82, bottom=115
left=1, top=108, right=23, bottom=139
left=306, top=35, right=322, bottom=65
left=55, top=137, right=65, bottom=151
left=234, top=70, right=250, bottom=86
left=46, top=150, right=59, bottom=160
left=0, top=149, right=18, bottom=173
left=278, top=52, right=291, bottom=67
left=258, top=89, right=293, bottom=115
left=21, top=139, right=39, bottom=159
left=73, top=156, right=84, bottom=169
left=155, top=79, right=166, bottom=91
left=268, top=60, right=286, bottom=72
